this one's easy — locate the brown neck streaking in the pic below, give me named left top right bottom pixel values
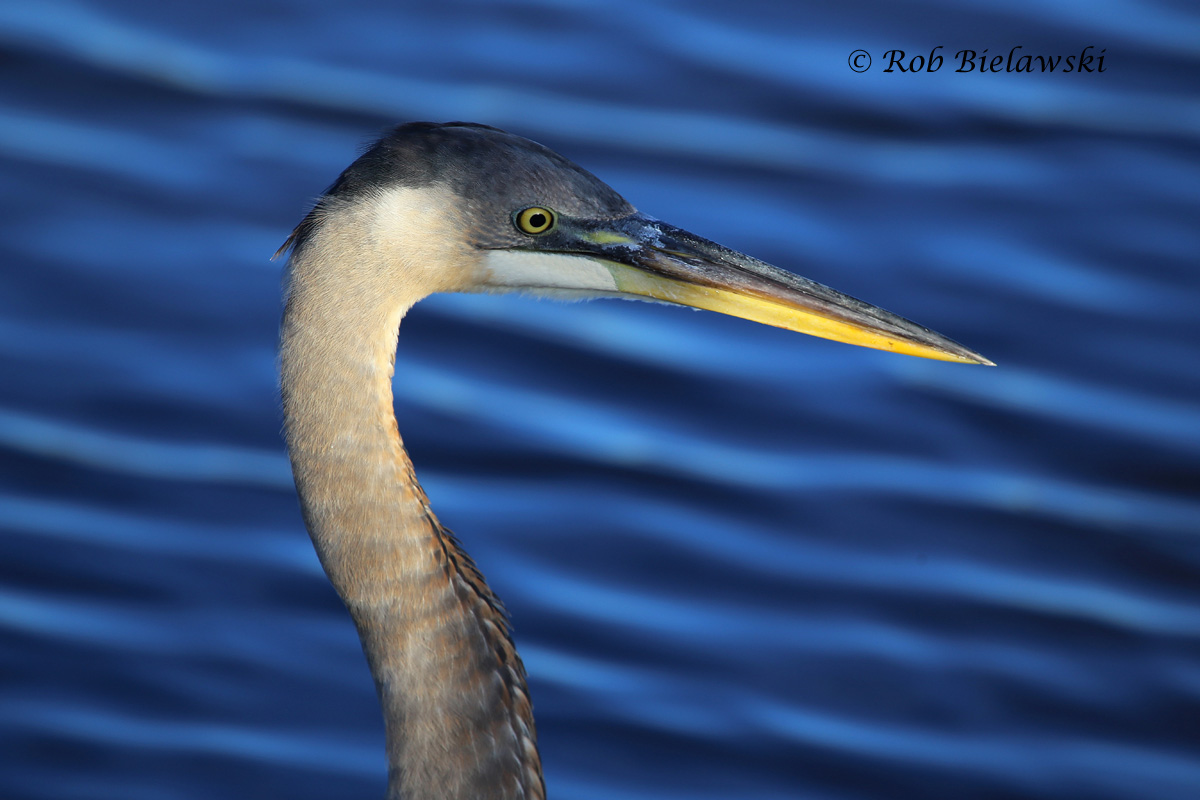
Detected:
left=279, top=192, right=543, bottom=800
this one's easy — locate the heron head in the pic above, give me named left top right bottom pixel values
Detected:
left=284, top=122, right=991, bottom=366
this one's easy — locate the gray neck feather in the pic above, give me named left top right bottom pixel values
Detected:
left=279, top=199, right=543, bottom=799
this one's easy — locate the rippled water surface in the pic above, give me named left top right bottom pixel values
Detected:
left=2, top=1, right=1199, bottom=798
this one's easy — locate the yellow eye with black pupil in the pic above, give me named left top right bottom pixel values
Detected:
left=515, top=206, right=555, bottom=235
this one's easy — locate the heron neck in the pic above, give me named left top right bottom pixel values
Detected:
left=279, top=221, right=542, bottom=800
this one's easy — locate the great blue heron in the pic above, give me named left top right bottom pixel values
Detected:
left=277, top=121, right=990, bottom=800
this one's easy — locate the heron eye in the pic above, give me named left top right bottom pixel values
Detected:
left=515, top=206, right=555, bottom=235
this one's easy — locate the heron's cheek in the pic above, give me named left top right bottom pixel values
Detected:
left=480, top=250, right=619, bottom=293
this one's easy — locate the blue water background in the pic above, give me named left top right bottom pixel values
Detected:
left=2, top=1, right=1199, bottom=798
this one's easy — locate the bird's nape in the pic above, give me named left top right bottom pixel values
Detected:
left=278, top=121, right=989, bottom=800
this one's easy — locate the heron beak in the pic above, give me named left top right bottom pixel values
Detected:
left=592, top=217, right=992, bottom=365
